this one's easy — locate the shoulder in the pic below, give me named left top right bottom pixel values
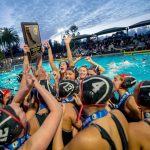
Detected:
left=126, top=95, right=135, bottom=103
left=128, top=121, right=150, bottom=148
left=126, top=95, right=137, bottom=107
left=111, top=109, right=128, bottom=123
left=64, top=126, right=107, bottom=150
left=129, top=121, right=150, bottom=137
left=64, top=104, right=77, bottom=119
left=110, top=109, right=128, bottom=131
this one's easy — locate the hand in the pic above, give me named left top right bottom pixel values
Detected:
left=31, top=67, right=39, bottom=78
left=43, top=41, right=51, bottom=49
left=45, top=72, right=50, bottom=81
left=85, top=56, right=92, bottom=63
left=73, top=94, right=82, bottom=106
left=23, top=66, right=31, bottom=75
left=42, top=46, right=45, bottom=53
left=26, top=73, right=36, bottom=89
left=52, top=71, right=60, bottom=81
left=64, top=35, right=72, bottom=44
left=23, top=44, right=30, bottom=54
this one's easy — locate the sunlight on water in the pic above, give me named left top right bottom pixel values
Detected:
left=0, top=53, right=150, bottom=94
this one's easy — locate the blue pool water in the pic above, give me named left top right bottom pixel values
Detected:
left=0, top=53, right=150, bottom=94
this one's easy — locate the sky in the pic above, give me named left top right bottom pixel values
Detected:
left=0, top=0, right=150, bottom=43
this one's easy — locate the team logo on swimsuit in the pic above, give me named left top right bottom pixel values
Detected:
left=92, top=114, right=97, bottom=120
left=12, top=141, right=19, bottom=148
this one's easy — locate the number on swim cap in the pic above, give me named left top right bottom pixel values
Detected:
left=0, top=128, right=9, bottom=142
left=92, top=81, right=105, bottom=93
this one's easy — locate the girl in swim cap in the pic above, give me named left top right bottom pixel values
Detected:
left=58, top=79, right=82, bottom=145
left=0, top=72, right=62, bottom=150
left=128, top=80, right=150, bottom=150
left=112, top=74, right=141, bottom=122
left=45, top=35, right=79, bottom=81
left=85, top=56, right=105, bottom=76
left=53, top=75, right=128, bottom=150
left=64, top=66, right=79, bottom=80
left=0, top=89, right=13, bottom=106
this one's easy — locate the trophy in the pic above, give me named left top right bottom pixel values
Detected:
left=21, top=22, right=42, bottom=60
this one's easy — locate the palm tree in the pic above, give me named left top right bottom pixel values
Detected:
left=1, top=27, right=19, bottom=58
left=69, top=25, right=78, bottom=37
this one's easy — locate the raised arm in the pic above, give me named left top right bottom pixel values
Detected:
left=73, top=55, right=82, bottom=65
left=23, top=45, right=30, bottom=71
left=52, top=71, right=60, bottom=94
left=44, top=41, right=59, bottom=73
left=21, top=73, right=62, bottom=150
left=12, top=68, right=34, bottom=105
left=52, top=113, right=64, bottom=150
left=85, top=56, right=105, bottom=74
left=64, top=35, right=74, bottom=67
left=36, top=46, right=44, bottom=70
left=19, top=45, right=30, bottom=89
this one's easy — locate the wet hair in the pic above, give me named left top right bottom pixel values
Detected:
left=66, top=66, right=79, bottom=79
left=82, top=75, right=113, bottom=104
left=59, top=79, right=79, bottom=98
left=137, top=80, right=150, bottom=107
left=33, top=80, right=57, bottom=102
left=79, top=65, right=88, bottom=71
left=59, top=61, right=69, bottom=68
left=88, top=65, right=101, bottom=75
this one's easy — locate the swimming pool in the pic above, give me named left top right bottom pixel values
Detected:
left=0, top=53, right=150, bottom=94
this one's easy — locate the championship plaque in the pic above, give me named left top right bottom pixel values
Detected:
left=21, top=22, right=42, bottom=60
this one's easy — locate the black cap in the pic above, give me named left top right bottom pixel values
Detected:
left=59, top=80, right=79, bottom=98
left=137, top=80, right=150, bottom=107
left=0, top=105, right=23, bottom=145
left=82, top=75, right=113, bottom=104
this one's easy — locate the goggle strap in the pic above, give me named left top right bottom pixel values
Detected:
left=0, top=108, right=24, bottom=127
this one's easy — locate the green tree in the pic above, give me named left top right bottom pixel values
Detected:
left=1, top=27, right=19, bottom=58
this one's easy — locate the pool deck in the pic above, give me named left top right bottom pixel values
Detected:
left=55, top=50, right=150, bottom=61
left=0, top=50, right=150, bottom=72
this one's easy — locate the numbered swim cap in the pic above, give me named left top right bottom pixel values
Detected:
left=137, top=80, right=150, bottom=107
left=82, top=75, right=113, bottom=104
left=59, top=80, right=79, bottom=98
left=0, top=105, right=23, bottom=145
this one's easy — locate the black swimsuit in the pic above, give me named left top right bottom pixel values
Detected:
left=62, top=101, right=80, bottom=146
left=62, top=129, right=73, bottom=146
left=90, top=113, right=128, bottom=150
